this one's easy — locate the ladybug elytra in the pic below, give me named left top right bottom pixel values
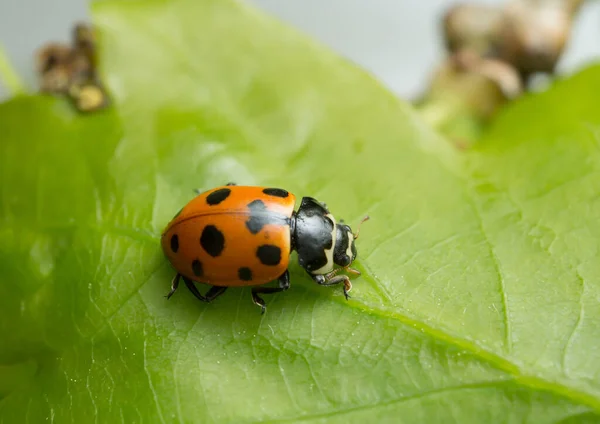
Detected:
left=161, top=183, right=369, bottom=313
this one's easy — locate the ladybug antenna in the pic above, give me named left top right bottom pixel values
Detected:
left=353, top=215, right=370, bottom=240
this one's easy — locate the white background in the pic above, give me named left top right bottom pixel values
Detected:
left=0, top=0, right=599, bottom=101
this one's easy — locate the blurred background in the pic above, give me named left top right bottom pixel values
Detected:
left=1, top=0, right=599, bottom=101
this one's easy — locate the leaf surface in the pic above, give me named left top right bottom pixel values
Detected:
left=0, top=0, right=599, bottom=422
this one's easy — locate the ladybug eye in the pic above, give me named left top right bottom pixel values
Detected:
left=339, top=255, right=351, bottom=267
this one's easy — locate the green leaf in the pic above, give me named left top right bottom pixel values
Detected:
left=1, top=0, right=599, bottom=422
left=0, top=45, right=26, bottom=97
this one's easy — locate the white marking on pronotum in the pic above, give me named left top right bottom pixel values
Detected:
left=346, top=230, right=354, bottom=259
left=312, top=213, right=336, bottom=274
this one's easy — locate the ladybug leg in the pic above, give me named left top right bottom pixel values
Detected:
left=182, top=276, right=208, bottom=301
left=165, top=273, right=181, bottom=299
left=182, top=277, right=228, bottom=303
left=202, top=285, right=228, bottom=302
left=313, top=274, right=352, bottom=300
left=225, top=182, right=237, bottom=186
left=251, top=270, right=290, bottom=314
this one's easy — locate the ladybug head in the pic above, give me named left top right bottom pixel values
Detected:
left=333, top=216, right=369, bottom=268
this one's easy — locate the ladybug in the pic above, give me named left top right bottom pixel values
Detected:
left=161, top=183, right=369, bottom=313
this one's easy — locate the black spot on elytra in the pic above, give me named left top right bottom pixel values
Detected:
left=263, top=188, right=289, bottom=198
left=192, top=259, right=203, bottom=277
left=245, top=199, right=290, bottom=235
left=170, top=234, right=179, bottom=253
left=238, top=267, right=253, bottom=281
left=246, top=199, right=268, bottom=234
left=257, top=244, right=282, bottom=266
left=200, top=225, right=225, bottom=257
left=206, top=188, right=231, bottom=206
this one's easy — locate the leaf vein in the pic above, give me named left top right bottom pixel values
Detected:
left=465, top=187, right=512, bottom=354
left=268, top=380, right=515, bottom=423
left=561, top=270, right=586, bottom=377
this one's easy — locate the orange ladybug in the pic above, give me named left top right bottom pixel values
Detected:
left=161, top=183, right=369, bottom=313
